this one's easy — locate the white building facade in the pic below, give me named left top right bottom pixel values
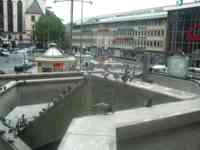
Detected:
left=0, top=0, right=46, bottom=42
left=72, top=7, right=168, bottom=59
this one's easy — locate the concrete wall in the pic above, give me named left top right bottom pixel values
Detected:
left=0, top=80, right=80, bottom=117
left=0, top=87, right=19, bottom=116
left=145, top=74, right=200, bottom=94
left=0, top=138, right=13, bottom=150
left=118, top=122, right=200, bottom=150
left=19, top=76, right=181, bottom=149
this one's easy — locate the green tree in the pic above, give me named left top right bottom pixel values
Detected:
left=33, top=15, right=65, bottom=48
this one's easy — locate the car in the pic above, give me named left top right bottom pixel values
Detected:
left=0, top=70, right=5, bottom=74
left=0, top=49, right=10, bottom=57
left=14, top=62, right=34, bottom=73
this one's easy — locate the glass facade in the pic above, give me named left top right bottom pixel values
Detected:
left=17, top=0, right=23, bottom=32
left=167, top=7, right=200, bottom=55
left=0, top=0, right=3, bottom=32
left=7, top=0, right=13, bottom=33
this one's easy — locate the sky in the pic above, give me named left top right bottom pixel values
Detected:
left=46, top=0, right=194, bottom=23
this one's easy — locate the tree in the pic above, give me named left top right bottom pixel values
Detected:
left=33, top=15, right=65, bottom=48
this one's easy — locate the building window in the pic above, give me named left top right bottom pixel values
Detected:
left=158, top=30, right=161, bottom=36
left=151, top=31, right=153, bottom=36
left=17, top=0, right=23, bottom=32
left=161, top=30, right=165, bottom=36
left=0, top=0, right=3, bottom=32
left=19, top=34, right=23, bottom=40
left=7, top=0, right=13, bottom=32
left=31, top=16, right=36, bottom=22
left=154, top=41, right=157, bottom=47
left=154, top=31, right=157, bottom=36
left=157, top=41, right=160, bottom=47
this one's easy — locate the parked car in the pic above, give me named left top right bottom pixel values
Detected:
left=14, top=61, right=34, bottom=72
left=0, top=70, right=5, bottom=74
left=0, top=48, right=10, bottom=56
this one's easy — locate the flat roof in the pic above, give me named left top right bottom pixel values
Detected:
left=34, top=57, right=76, bottom=62
left=75, top=2, right=200, bottom=26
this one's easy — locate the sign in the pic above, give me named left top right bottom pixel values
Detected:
left=186, top=24, right=200, bottom=42
left=53, top=63, right=64, bottom=70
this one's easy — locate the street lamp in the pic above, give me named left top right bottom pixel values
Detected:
left=80, top=0, right=93, bottom=71
left=54, top=0, right=93, bottom=70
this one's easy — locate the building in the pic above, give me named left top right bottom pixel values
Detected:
left=0, top=0, right=46, bottom=43
left=34, top=45, right=76, bottom=72
left=72, top=2, right=200, bottom=64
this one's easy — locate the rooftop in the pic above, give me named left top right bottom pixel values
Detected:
left=26, top=0, right=43, bottom=15
left=43, top=47, right=64, bottom=58
left=75, top=2, right=200, bottom=25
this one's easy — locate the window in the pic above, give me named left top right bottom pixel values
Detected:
left=161, top=30, right=165, bottom=36
left=31, top=16, right=36, bottom=22
left=17, top=0, right=23, bottom=32
left=154, top=31, right=157, bottom=36
left=157, top=41, right=160, bottom=47
left=154, top=41, right=157, bottom=47
left=158, top=30, right=161, bottom=36
left=0, top=0, right=3, bottom=32
left=7, top=0, right=13, bottom=32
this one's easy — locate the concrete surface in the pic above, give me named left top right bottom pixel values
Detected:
left=0, top=72, right=83, bottom=80
left=145, top=74, right=200, bottom=94
left=0, top=121, right=31, bottom=150
left=58, top=99, right=200, bottom=150
left=19, top=76, right=191, bottom=149
left=6, top=103, right=52, bottom=128
left=0, top=78, right=82, bottom=116
left=58, top=115, right=116, bottom=150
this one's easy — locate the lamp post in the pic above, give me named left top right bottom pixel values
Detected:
left=80, top=0, right=93, bottom=71
left=54, top=0, right=93, bottom=70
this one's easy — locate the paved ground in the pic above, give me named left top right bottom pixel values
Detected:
left=0, top=138, right=13, bottom=150
left=58, top=99, right=200, bottom=150
left=6, top=103, right=52, bottom=128
left=0, top=53, right=25, bottom=73
left=0, top=80, right=9, bottom=87
left=0, top=121, right=31, bottom=150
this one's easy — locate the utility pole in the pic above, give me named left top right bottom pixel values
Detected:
left=70, top=0, right=74, bottom=51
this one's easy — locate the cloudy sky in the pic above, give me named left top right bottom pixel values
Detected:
left=46, top=0, right=194, bottom=23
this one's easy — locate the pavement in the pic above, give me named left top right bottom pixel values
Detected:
left=0, top=121, right=31, bottom=150
left=0, top=53, right=25, bottom=74
left=6, top=103, right=53, bottom=128
left=93, top=73, right=199, bottom=100
left=58, top=98, right=200, bottom=150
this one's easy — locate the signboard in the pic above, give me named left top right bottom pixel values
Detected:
left=53, top=63, right=64, bottom=70
left=186, top=24, right=200, bottom=42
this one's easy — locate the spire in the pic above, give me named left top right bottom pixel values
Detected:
left=25, top=0, right=43, bottom=15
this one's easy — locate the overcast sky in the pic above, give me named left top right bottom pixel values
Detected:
left=46, top=0, right=194, bottom=23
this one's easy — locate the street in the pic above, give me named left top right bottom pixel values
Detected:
left=0, top=52, right=28, bottom=74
